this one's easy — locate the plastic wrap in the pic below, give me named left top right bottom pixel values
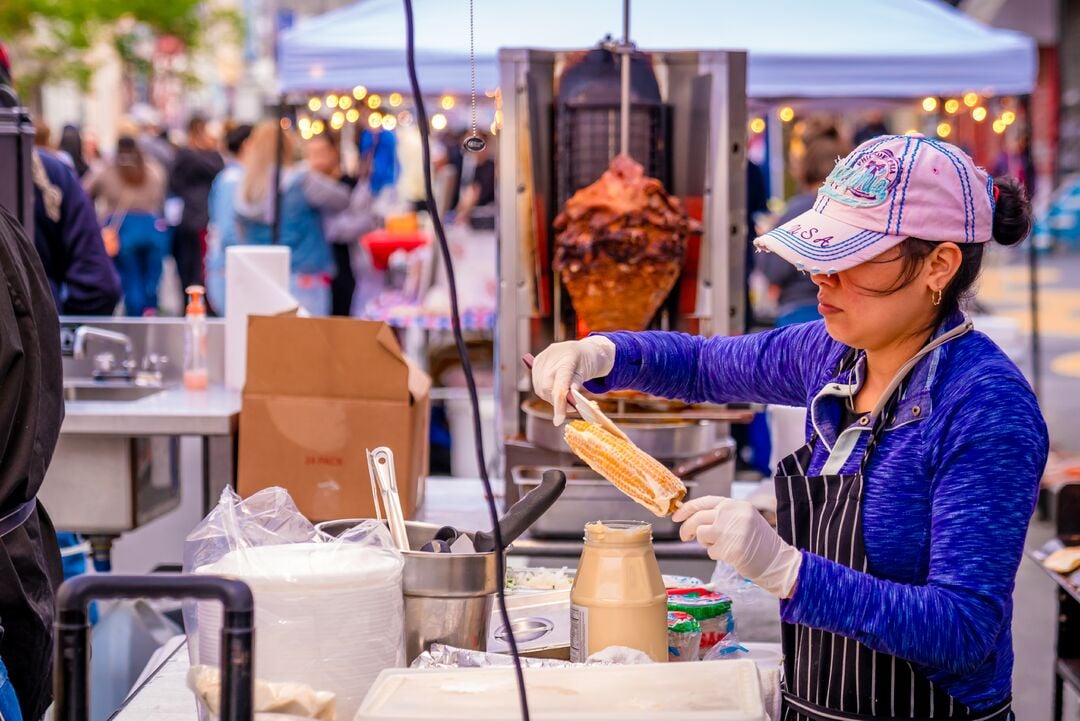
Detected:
left=184, top=487, right=405, bottom=721
left=410, top=644, right=652, bottom=670
left=709, top=561, right=782, bottom=644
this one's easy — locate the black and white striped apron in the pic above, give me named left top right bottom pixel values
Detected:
left=775, top=321, right=1013, bottom=721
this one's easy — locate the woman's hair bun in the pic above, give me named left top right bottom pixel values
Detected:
left=991, top=176, right=1032, bottom=247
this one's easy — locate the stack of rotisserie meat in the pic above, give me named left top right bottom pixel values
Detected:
left=553, top=155, right=691, bottom=332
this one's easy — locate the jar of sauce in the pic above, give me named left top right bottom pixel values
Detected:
left=570, top=520, right=668, bottom=662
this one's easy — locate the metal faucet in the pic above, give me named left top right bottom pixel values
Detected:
left=72, top=326, right=135, bottom=380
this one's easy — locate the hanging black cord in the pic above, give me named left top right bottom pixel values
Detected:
left=401, top=2, right=530, bottom=719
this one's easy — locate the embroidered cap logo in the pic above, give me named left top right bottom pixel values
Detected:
left=821, top=148, right=902, bottom=208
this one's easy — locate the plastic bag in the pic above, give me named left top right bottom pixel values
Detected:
left=709, top=561, right=782, bottom=644
left=184, top=487, right=405, bottom=721
left=188, top=665, right=335, bottom=721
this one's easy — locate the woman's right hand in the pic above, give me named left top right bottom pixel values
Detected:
left=531, top=336, right=617, bottom=426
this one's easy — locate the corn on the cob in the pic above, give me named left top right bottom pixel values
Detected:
left=564, top=420, right=686, bottom=517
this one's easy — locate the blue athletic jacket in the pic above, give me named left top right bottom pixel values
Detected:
left=588, top=314, right=1048, bottom=710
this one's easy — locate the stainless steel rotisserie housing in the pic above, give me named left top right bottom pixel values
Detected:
left=495, top=45, right=749, bottom=526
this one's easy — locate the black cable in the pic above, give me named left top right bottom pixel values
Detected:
left=401, top=2, right=530, bottom=719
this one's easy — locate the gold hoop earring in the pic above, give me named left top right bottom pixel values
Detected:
left=932, top=289, right=943, bottom=307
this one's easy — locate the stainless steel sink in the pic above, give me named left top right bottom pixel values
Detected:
left=63, top=384, right=164, bottom=402
left=47, top=381, right=177, bottom=536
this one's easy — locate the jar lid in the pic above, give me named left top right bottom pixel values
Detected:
left=667, top=611, right=701, bottom=634
left=583, top=520, right=653, bottom=545
left=667, top=587, right=732, bottom=620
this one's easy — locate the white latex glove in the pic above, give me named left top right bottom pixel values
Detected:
left=673, top=496, right=802, bottom=599
left=530, top=336, right=617, bottom=426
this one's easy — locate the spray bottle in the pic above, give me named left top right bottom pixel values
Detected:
left=184, top=285, right=209, bottom=390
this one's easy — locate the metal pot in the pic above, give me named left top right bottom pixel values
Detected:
left=522, top=398, right=716, bottom=458
left=317, top=519, right=497, bottom=664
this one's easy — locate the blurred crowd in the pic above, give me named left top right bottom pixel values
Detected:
left=29, top=109, right=496, bottom=319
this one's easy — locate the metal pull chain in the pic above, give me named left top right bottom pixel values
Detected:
left=463, top=0, right=486, bottom=152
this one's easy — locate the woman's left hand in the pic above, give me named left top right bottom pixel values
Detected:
left=673, top=496, right=803, bottom=599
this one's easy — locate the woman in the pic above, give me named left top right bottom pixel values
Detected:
left=234, top=122, right=336, bottom=316
left=302, top=131, right=378, bottom=316
left=532, top=135, right=1046, bottom=720
left=58, top=125, right=90, bottom=178
left=84, top=136, right=168, bottom=315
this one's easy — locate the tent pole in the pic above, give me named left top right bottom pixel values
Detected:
left=272, top=95, right=286, bottom=246
left=619, top=0, right=630, bottom=158
left=1019, top=94, right=1040, bottom=398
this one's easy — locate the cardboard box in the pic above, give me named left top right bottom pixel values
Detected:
left=238, top=316, right=431, bottom=521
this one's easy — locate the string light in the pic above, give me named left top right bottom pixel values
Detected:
left=279, top=118, right=292, bottom=131
left=310, top=119, right=325, bottom=135
left=778, top=106, right=795, bottom=123
left=367, top=94, right=382, bottom=109
left=381, top=114, right=397, bottom=131
left=398, top=111, right=414, bottom=126
left=298, top=117, right=311, bottom=133
left=972, top=106, right=987, bottom=122
left=1001, top=110, right=1017, bottom=125
left=339, top=96, right=353, bottom=110
left=441, top=95, right=455, bottom=110
left=352, top=85, right=367, bottom=101
left=431, top=113, right=448, bottom=130
left=944, top=99, right=960, bottom=114
left=749, top=117, right=766, bottom=134
left=936, top=121, right=952, bottom=138
left=368, top=112, right=383, bottom=129
left=330, top=111, right=345, bottom=130
left=308, top=97, right=322, bottom=112
left=326, top=94, right=339, bottom=109
left=992, top=119, right=1007, bottom=134
left=922, top=97, right=938, bottom=112
left=389, top=93, right=403, bottom=107
left=346, top=108, right=360, bottom=123
left=963, top=92, right=979, bottom=108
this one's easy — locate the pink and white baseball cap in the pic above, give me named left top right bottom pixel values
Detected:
left=754, top=134, right=996, bottom=274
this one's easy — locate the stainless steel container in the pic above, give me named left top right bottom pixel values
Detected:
left=317, top=519, right=497, bottom=664
left=522, top=399, right=716, bottom=458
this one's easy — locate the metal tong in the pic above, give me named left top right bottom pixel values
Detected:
left=522, top=354, right=629, bottom=440
left=367, top=446, right=410, bottom=552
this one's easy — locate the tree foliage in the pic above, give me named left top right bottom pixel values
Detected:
left=0, top=0, right=239, bottom=100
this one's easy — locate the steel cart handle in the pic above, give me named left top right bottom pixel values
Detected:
left=53, top=573, right=255, bottom=721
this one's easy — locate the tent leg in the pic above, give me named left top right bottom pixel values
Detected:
left=272, top=96, right=286, bottom=246
left=1021, top=94, right=1041, bottom=398
left=1029, top=219, right=1041, bottom=398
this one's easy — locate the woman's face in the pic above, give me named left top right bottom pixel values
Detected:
left=304, top=137, right=340, bottom=176
left=810, top=243, right=958, bottom=351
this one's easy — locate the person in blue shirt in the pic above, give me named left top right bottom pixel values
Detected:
left=532, top=136, right=1045, bottom=721
left=32, top=149, right=122, bottom=315
left=233, top=121, right=341, bottom=316
left=205, top=123, right=253, bottom=314
left=358, top=119, right=398, bottom=196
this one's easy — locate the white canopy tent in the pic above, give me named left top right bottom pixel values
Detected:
left=278, top=0, right=1037, bottom=99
